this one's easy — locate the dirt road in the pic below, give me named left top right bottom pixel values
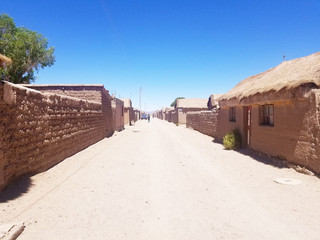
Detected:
left=1, top=119, right=320, bottom=239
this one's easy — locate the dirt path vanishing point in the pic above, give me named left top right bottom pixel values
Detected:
left=1, top=118, right=320, bottom=240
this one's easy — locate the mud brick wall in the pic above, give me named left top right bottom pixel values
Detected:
left=23, top=84, right=113, bottom=137
left=22, top=84, right=102, bottom=102
left=123, top=108, right=131, bottom=125
left=186, top=110, right=220, bottom=138
left=0, top=81, right=112, bottom=191
left=249, top=89, right=320, bottom=173
left=218, top=106, right=245, bottom=144
left=112, top=98, right=124, bottom=131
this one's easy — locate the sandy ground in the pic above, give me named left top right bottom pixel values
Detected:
left=1, top=118, right=320, bottom=239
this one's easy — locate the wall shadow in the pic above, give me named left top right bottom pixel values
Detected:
left=235, top=148, right=289, bottom=169
left=0, top=174, right=33, bottom=202
left=212, top=139, right=289, bottom=169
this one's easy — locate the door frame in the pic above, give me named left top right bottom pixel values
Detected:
left=243, top=106, right=252, bottom=147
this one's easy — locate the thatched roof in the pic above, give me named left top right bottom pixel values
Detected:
left=121, top=98, right=132, bottom=108
left=0, top=54, right=12, bottom=65
left=176, top=98, right=208, bottom=109
left=219, top=51, right=320, bottom=101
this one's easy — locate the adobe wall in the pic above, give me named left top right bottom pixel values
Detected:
left=23, top=85, right=103, bottom=102
left=124, top=109, right=130, bottom=125
left=219, top=106, right=246, bottom=144
left=171, top=111, right=178, bottom=124
left=167, top=111, right=177, bottom=123
left=297, top=89, right=320, bottom=173
left=178, top=110, right=186, bottom=124
left=186, top=110, right=220, bottom=138
left=249, top=90, right=320, bottom=173
left=178, top=108, right=208, bottom=124
left=129, top=108, right=135, bottom=125
left=0, top=81, right=111, bottom=191
left=112, top=98, right=124, bottom=131
left=24, top=84, right=113, bottom=137
left=123, top=107, right=135, bottom=125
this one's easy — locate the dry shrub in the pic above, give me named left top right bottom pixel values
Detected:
left=223, top=129, right=241, bottom=150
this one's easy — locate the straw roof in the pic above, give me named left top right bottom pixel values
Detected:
left=121, top=98, right=132, bottom=108
left=0, top=54, right=12, bottom=65
left=176, top=98, right=208, bottom=109
left=220, top=51, right=320, bottom=101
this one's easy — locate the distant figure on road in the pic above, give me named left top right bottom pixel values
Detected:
left=147, top=114, right=150, bottom=123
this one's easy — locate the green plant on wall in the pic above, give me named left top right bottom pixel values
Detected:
left=223, top=129, right=241, bottom=150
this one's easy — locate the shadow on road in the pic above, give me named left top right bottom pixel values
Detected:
left=236, top=148, right=289, bottom=169
left=212, top=139, right=289, bottom=169
left=0, top=174, right=33, bottom=202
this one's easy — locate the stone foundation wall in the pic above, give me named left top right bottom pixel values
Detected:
left=186, top=110, right=220, bottom=138
left=0, top=81, right=112, bottom=191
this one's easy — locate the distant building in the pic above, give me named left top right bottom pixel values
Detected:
left=112, top=97, right=124, bottom=132
left=121, top=98, right=134, bottom=125
left=175, top=98, right=208, bottom=124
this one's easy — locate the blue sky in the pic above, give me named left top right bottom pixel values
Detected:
left=1, top=0, right=320, bottom=111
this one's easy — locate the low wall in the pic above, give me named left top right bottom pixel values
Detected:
left=186, top=110, right=220, bottom=138
left=0, top=81, right=112, bottom=191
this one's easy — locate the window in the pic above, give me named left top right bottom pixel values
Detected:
left=260, top=104, right=274, bottom=126
left=229, top=107, right=236, bottom=122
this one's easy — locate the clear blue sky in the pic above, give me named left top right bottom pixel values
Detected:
left=1, top=0, right=320, bottom=111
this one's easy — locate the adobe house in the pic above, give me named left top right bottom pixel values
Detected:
left=111, top=97, right=124, bottom=132
left=218, top=51, right=320, bottom=173
left=165, top=107, right=174, bottom=122
left=161, top=107, right=166, bottom=120
left=121, top=98, right=134, bottom=125
left=175, top=98, right=208, bottom=125
left=133, top=108, right=140, bottom=122
left=169, top=108, right=177, bottom=123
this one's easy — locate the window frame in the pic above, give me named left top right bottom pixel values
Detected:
left=229, top=107, right=236, bottom=122
left=260, top=104, right=274, bottom=126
